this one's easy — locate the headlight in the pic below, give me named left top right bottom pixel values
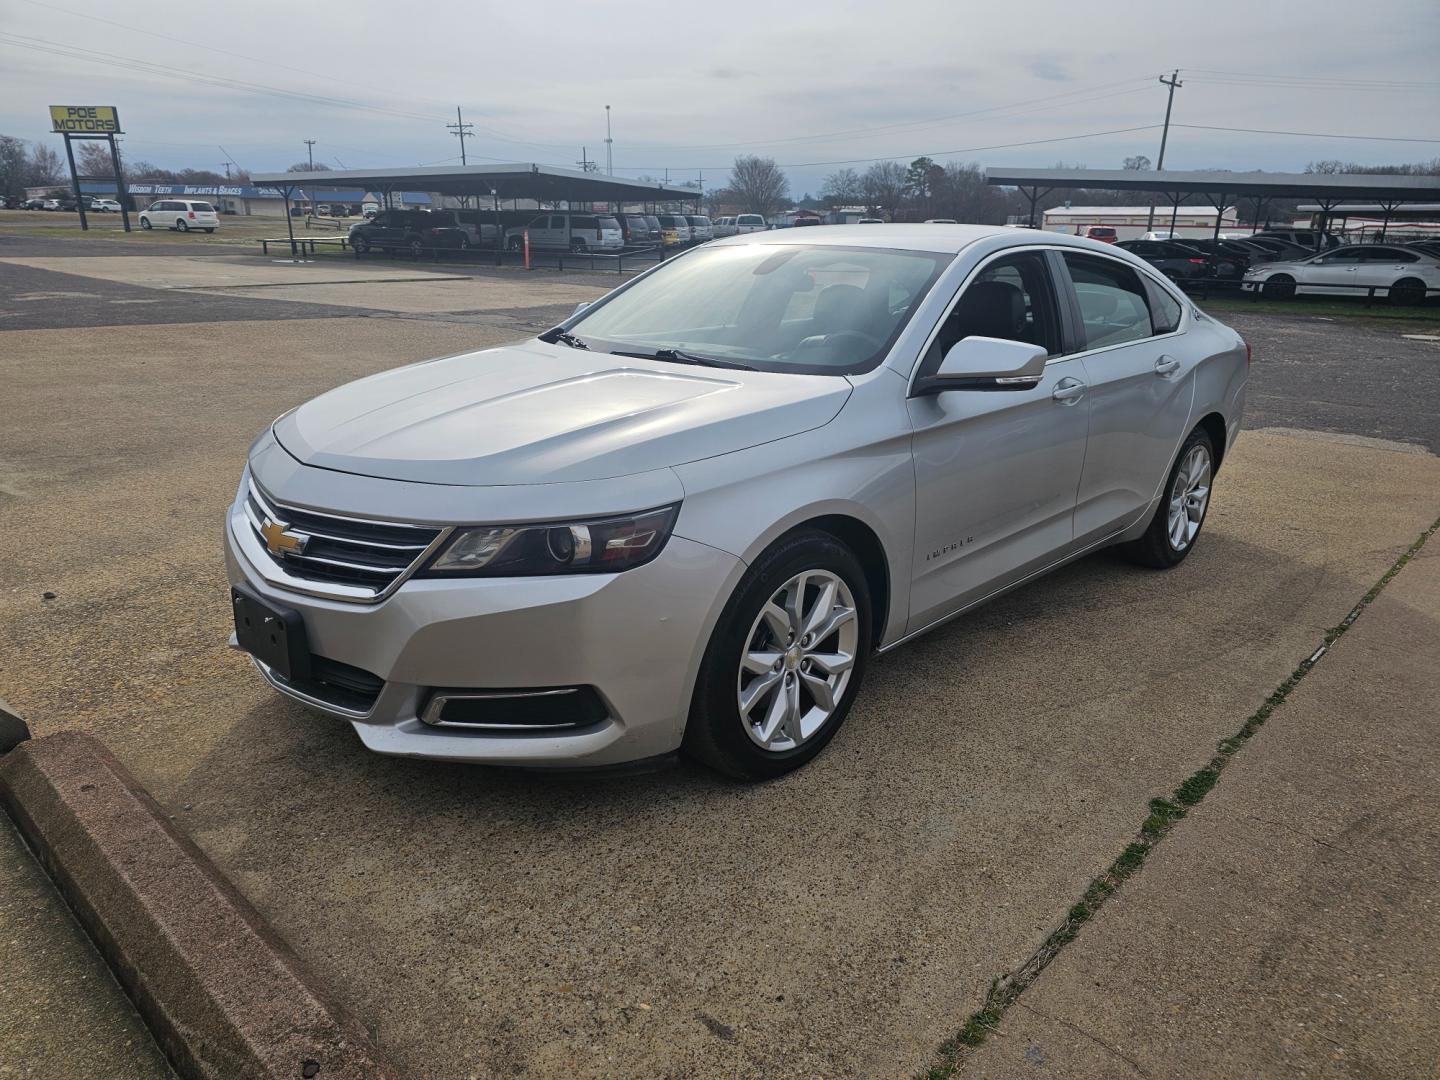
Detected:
left=420, top=505, right=680, bottom=577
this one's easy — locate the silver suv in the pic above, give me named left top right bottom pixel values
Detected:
left=505, top=213, right=623, bottom=252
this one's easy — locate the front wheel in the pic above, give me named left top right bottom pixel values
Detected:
left=407, top=237, right=424, bottom=258
left=1262, top=274, right=1295, bottom=300
left=684, top=530, right=872, bottom=780
left=1121, top=427, right=1214, bottom=569
left=351, top=236, right=369, bottom=255
left=203, top=228, right=215, bottom=234
left=139, top=217, right=152, bottom=230
left=569, top=238, right=587, bottom=253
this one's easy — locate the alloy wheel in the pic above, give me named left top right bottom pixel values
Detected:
left=1167, top=443, right=1211, bottom=551
left=736, top=569, right=858, bottom=752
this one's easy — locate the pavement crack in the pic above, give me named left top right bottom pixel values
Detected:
left=1012, top=1001, right=1152, bottom=1078
left=918, top=512, right=1440, bottom=1080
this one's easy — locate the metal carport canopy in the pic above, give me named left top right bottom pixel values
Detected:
left=984, top=168, right=1440, bottom=203
left=251, top=162, right=700, bottom=204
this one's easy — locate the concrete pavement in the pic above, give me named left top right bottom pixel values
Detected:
left=0, top=815, right=173, bottom=1080
left=960, top=535, right=1440, bottom=1078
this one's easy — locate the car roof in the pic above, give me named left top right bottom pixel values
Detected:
left=710, top=222, right=1129, bottom=256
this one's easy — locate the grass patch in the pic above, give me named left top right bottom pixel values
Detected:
left=919, top=514, right=1440, bottom=1079
left=1194, top=292, right=1440, bottom=323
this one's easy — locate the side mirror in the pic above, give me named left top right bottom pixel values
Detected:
left=914, top=336, right=1047, bottom=395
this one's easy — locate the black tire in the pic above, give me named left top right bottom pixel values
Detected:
left=351, top=235, right=369, bottom=255
left=203, top=228, right=215, bottom=234
left=407, top=236, right=424, bottom=258
left=458, top=236, right=472, bottom=251
left=1390, top=277, right=1426, bottom=306
left=569, top=238, right=587, bottom=253
left=139, top=218, right=152, bottom=230
left=508, top=235, right=523, bottom=251
left=176, top=219, right=188, bottom=232
left=1120, top=426, right=1216, bottom=569
left=1262, top=274, right=1295, bottom=300
left=683, top=529, right=873, bottom=780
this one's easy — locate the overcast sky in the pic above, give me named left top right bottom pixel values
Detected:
left=3, top=0, right=1437, bottom=195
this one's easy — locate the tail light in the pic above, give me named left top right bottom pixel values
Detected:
left=1188, top=258, right=1206, bottom=265
left=187, top=211, right=196, bottom=219
left=1245, top=341, right=1252, bottom=367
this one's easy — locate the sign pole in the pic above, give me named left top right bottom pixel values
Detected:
left=108, top=134, right=132, bottom=233
left=61, top=134, right=88, bottom=231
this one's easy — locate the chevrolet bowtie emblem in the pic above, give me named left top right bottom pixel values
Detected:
left=260, top=518, right=310, bottom=557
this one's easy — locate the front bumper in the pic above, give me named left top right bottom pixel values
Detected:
left=225, top=498, right=743, bottom=767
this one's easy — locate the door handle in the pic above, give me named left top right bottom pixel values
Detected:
left=1154, top=355, right=1181, bottom=376
left=1052, top=378, right=1086, bottom=404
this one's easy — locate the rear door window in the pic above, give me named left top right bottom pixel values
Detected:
left=1062, top=253, right=1155, bottom=350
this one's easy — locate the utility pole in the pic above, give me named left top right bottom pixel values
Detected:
left=604, top=105, right=613, bottom=176
left=1145, top=70, right=1182, bottom=231
left=221, top=162, right=230, bottom=180
left=304, top=139, right=316, bottom=169
left=446, top=107, right=474, bottom=165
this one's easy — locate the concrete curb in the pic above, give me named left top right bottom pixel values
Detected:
left=0, top=731, right=399, bottom=1080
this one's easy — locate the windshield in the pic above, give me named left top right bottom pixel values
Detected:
left=562, top=243, right=951, bottom=374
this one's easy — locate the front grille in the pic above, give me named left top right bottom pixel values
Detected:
left=244, top=482, right=447, bottom=600
left=269, top=654, right=384, bottom=714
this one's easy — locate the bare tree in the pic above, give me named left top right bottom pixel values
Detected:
left=0, top=135, right=29, bottom=197
left=820, top=167, right=862, bottom=207
left=860, top=160, right=906, bottom=218
left=1122, top=154, right=1151, bottom=171
left=728, top=155, right=789, bottom=216
left=937, top=161, right=1005, bottom=224
left=287, top=161, right=332, bottom=173
left=76, top=141, right=114, bottom=177
left=25, top=143, right=64, bottom=185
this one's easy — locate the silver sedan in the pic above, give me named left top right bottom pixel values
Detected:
left=226, top=225, right=1248, bottom=779
left=1242, top=243, right=1440, bottom=304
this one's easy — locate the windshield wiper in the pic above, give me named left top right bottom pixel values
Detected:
left=539, top=329, right=589, bottom=350
left=610, top=347, right=755, bottom=371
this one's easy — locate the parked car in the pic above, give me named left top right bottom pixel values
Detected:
left=138, top=199, right=219, bottom=233
left=712, top=216, right=738, bottom=237
left=1252, top=228, right=1342, bottom=252
left=1242, top=244, right=1439, bottom=304
left=1140, top=230, right=1178, bottom=240
left=1083, top=226, right=1118, bottom=243
left=1116, top=239, right=1212, bottom=281
left=227, top=225, right=1246, bottom=779
left=450, top=209, right=502, bottom=249
left=1228, top=236, right=1312, bottom=263
left=42, top=198, right=64, bottom=211
left=90, top=198, right=123, bottom=213
left=856, top=218, right=884, bottom=224
left=618, top=214, right=655, bottom=246
left=315, top=204, right=332, bottom=217
left=349, top=210, right=466, bottom=255
left=504, top=213, right=624, bottom=252
left=0, top=195, right=19, bottom=209
left=1403, top=240, right=1440, bottom=260
left=643, top=215, right=667, bottom=245
left=1171, top=239, right=1251, bottom=279
left=655, top=214, right=693, bottom=245
left=733, top=213, right=766, bottom=234
left=925, top=218, right=959, bottom=224
left=22, top=197, right=47, bottom=210
left=686, top=215, right=714, bottom=242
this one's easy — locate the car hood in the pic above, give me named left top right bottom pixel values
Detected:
left=272, top=340, right=852, bottom=486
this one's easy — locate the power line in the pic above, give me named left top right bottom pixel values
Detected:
left=1175, top=123, right=1440, bottom=144
left=1183, top=68, right=1440, bottom=89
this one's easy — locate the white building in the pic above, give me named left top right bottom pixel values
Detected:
left=1041, top=205, right=1239, bottom=241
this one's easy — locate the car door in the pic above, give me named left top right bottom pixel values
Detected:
left=1356, top=246, right=1418, bottom=294
left=1058, top=251, right=1195, bottom=545
left=905, top=249, right=1091, bottom=632
left=1299, top=247, right=1364, bottom=293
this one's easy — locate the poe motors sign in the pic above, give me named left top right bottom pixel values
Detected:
left=50, top=105, right=123, bottom=134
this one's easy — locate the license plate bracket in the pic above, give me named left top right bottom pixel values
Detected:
left=232, top=586, right=311, bottom=683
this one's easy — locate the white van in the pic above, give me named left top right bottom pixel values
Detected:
left=686, top=215, right=714, bottom=242
left=505, top=213, right=623, bottom=252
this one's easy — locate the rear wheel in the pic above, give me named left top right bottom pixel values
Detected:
left=1390, top=277, right=1426, bottom=306
left=407, top=236, right=425, bottom=258
left=684, top=530, right=872, bottom=780
left=569, top=238, right=587, bottom=253
left=176, top=219, right=188, bottom=232
left=1121, top=427, right=1214, bottom=569
left=1262, top=274, right=1295, bottom=299
left=203, top=228, right=215, bottom=234
left=507, top=235, right=524, bottom=251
